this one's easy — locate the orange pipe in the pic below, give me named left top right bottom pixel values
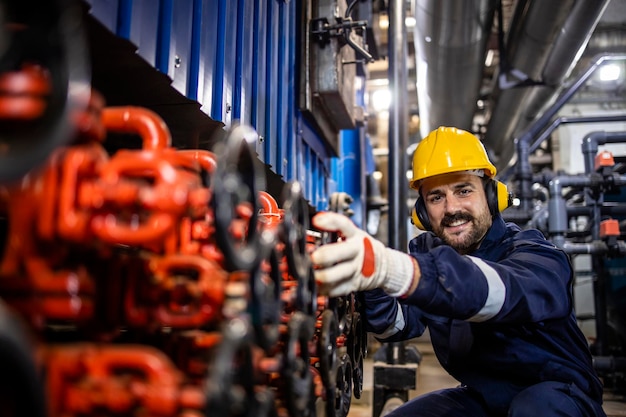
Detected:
left=177, top=149, right=217, bottom=173
left=258, top=191, right=282, bottom=229
left=101, top=106, right=171, bottom=150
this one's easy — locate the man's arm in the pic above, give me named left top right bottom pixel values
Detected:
left=405, top=235, right=573, bottom=323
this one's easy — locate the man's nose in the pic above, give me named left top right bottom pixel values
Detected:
left=444, top=195, right=463, bottom=213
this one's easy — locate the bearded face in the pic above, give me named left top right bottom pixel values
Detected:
left=421, top=172, right=493, bottom=255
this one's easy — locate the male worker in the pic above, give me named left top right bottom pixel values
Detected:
left=310, top=126, right=606, bottom=416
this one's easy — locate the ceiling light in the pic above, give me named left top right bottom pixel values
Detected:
left=379, top=14, right=389, bottom=29
left=372, top=89, right=391, bottom=112
left=598, top=63, right=621, bottom=82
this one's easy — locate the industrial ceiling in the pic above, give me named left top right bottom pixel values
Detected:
left=367, top=0, right=626, bottom=176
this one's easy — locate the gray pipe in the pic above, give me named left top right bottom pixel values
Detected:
left=413, top=0, right=496, bottom=137
left=485, top=0, right=611, bottom=164
left=509, top=54, right=626, bottom=211
left=387, top=0, right=409, bottom=251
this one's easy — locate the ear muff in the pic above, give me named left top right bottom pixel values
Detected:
left=411, top=196, right=431, bottom=231
left=486, top=180, right=513, bottom=216
left=411, top=179, right=513, bottom=232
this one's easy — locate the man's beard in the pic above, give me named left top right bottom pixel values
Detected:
left=434, top=211, right=491, bottom=254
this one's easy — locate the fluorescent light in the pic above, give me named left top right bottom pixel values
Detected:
left=598, top=64, right=621, bottom=82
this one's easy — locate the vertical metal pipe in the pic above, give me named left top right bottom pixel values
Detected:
left=387, top=0, right=409, bottom=251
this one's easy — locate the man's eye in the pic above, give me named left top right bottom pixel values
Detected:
left=459, top=188, right=472, bottom=196
left=428, top=195, right=442, bottom=203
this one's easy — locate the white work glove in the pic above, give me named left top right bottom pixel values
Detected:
left=310, top=211, right=415, bottom=298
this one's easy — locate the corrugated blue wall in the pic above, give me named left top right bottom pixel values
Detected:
left=84, top=0, right=336, bottom=210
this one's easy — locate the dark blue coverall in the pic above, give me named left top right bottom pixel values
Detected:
left=364, top=215, right=606, bottom=417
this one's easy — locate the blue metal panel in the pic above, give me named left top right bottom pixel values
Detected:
left=285, top=0, right=297, bottom=182
left=169, top=1, right=195, bottom=95
left=85, top=0, right=353, bottom=211
left=210, top=0, right=227, bottom=121
left=128, top=0, right=160, bottom=65
left=263, top=1, right=279, bottom=172
left=84, top=0, right=119, bottom=33
left=338, top=129, right=366, bottom=228
left=198, top=0, right=219, bottom=116
left=221, top=1, right=238, bottom=126
left=233, top=0, right=255, bottom=126
left=251, top=0, right=268, bottom=159
left=187, top=0, right=203, bottom=100
left=204, top=0, right=238, bottom=124
left=116, top=0, right=133, bottom=39
left=297, top=113, right=333, bottom=210
left=364, top=134, right=376, bottom=174
left=275, top=1, right=289, bottom=177
left=155, top=0, right=173, bottom=75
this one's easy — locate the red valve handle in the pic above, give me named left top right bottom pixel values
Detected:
left=90, top=150, right=184, bottom=246
left=56, top=144, right=109, bottom=242
left=101, top=106, right=171, bottom=150
left=150, top=254, right=227, bottom=328
left=0, top=64, right=50, bottom=120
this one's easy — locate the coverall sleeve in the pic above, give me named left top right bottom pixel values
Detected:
left=363, top=288, right=428, bottom=341
left=405, top=232, right=573, bottom=323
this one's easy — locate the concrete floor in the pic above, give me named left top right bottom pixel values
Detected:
left=346, top=341, right=626, bottom=417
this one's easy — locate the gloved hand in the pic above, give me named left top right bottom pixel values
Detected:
left=310, top=211, right=416, bottom=298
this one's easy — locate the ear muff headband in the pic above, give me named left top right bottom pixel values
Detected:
left=411, top=180, right=513, bottom=231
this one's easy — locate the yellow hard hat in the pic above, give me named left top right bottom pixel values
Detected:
left=409, top=126, right=496, bottom=190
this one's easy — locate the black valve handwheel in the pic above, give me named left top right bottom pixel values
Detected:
left=295, top=265, right=318, bottom=317
left=249, top=246, right=282, bottom=353
left=250, top=387, right=278, bottom=417
left=211, top=125, right=268, bottom=272
left=329, top=295, right=350, bottom=335
left=205, top=318, right=257, bottom=417
left=0, top=0, right=89, bottom=183
left=330, top=353, right=353, bottom=417
left=348, top=312, right=365, bottom=399
left=280, top=181, right=311, bottom=283
left=317, top=309, right=339, bottom=391
left=283, top=312, right=315, bottom=417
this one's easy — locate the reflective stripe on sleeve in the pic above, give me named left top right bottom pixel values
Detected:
left=373, top=302, right=406, bottom=339
left=466, top=255, right=506, bottom=322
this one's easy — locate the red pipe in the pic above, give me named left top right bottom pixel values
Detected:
left=102, top=107, right=171, bottom=150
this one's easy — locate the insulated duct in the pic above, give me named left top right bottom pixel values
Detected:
left=414, top=0, right=497, bottom=139
left=484, top=0, right=611, bottom=170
